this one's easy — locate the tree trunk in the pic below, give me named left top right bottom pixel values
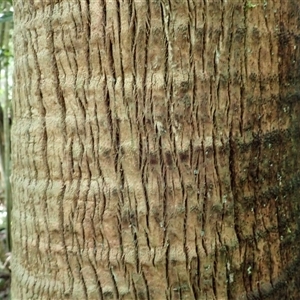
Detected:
left=11, top=1, right=300, bottom=299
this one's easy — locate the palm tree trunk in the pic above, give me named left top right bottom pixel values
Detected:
left=11, top=1, right=300, bottom=299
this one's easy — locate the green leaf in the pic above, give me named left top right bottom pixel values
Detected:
left=0, top=11, right=13, bottom=23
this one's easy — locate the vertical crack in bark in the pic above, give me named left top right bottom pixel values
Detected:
left=165, top=240, right=170, bottom=297
left=161, top=1, right=171, bottom=90
left=131, top=278, right=138, bottom=300
left=131, top=201, right=140, bottom=273
left=212, top=236, right=218, bottom=299
left=46, top=8, right=76, bottom=293
left=58, top=180, right=72, bottom=290
left=30, top=28, right=52, bottom=265
left=119, top=161, right=125, bottom=205
left=91, top=193, right=98, bottom=256
left=76, top=256, right=88, bottom=299
left=116, top=207, right=124, bottom=268
left=239, top=83, right=245, bottom=137
left=226, top=9, right=234, bottom=127
left=48, top=15, right=66, bottom=120
left=229, top=127, right=242, bottom=255
left=220, top=0, right=225, bottom=41
left=109, top=265, right=120, bottom=299
left=88, top=120, right=97, bottom=169
left=80, top=153, right=91, bottom=249
left=202, top=0, right=207, bottom=72
left=137, top=0, right=151, bottom=232
left=141, top=270, right=151, bottom=300
left=115, top=0, right=126, bottom=115
left=89, top=256, right=104, bottom=300
left=183, top=194, right=188, bottom=269
left=243, top=2, right=248, bottom=78
left=85, top=1, right=92, bottom=83
left=263, top=5, right=274, bottom=66
left=212, top=112, right=223, bottom=214
left=114, top=110, right=120, bottom=175
left=158, top=135, right=168, bottom=245
left=192, top=231, right=201, bottom=299
left=201, top=140, right=208, bottom=256
left=142, top=155, right=150, bottom=229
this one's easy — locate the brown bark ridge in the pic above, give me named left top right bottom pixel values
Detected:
left=11, top=1, right=300, bottom=299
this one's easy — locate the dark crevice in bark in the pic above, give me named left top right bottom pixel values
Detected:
left=191, top=66, right=197, bottom=143
left=69, top=37, right=79, bottom=77
left=226, top=9, right=234, bottom=126
left=145, top=228, right=151, bottom=251
left=243, top=2, right=248, bottom=78
left=183, top=194, right=188, bottom=270
left=77, top=257, right=88, bottom=299
left=88, top=120, right=97, bottom=164
left=22, top=209, right=29, bottom=264
left=84, top=1, right=92, bottom=83
left=119, top=161, right=125, bottom=205
left=97, top=43, right=103, bottom=74
left=229, top=127, right=243, bottom=257
left=76, top=0, right=83, bottom=29
left=158, top=135, right=168, bottom=246
left=239, top=84, right=245, bottom=137
left=132, top=212, right=140, bottom=273
left=160, top=2, right=169, bottom=87
left=189, top=140, right=194, bottom=170
left=89, top=257, right=103, bottom=300
left=131, top=15, right=137, bottom=81
left=109, top=265, right=120, bottom=300
left=80, top=178, right=89, bottom=252
left=117, top=207, right=124, bottom=267
left=220, top=0, right=225, bottom=40
left=116, top=0, right=126, bottom=111
left=141, top=270, right=150, bottom=300
left=77, top=95, right=87, bottom=123
left=201, top=140, right=208, bottom=257
left=114, top=115, right=120, bottom=175
left=131, top=278, right=138, bottom=300
left=195, top=232, right=201, bottom=297
left=106, top=38, right=116, bottom=83
left=142, top=165, right=150, bottom=229
left=195, top=104, right=200, bottom=138
left=100, top=0, right=106, bottom=27
left=165, top=240, right=170, bottom=297
left=138, top=132, right=143, bottom=170
left=202, top=0, right=207, bottom=72
left=48, top=21, right=67, bottom=120
left=30, top=28, right=52, bottom=264
left=212, top=112, right=223, bottom=210
left=90, top=194, right=98, bottom=248
left=104, top=87, right=113, bottom=147
left=57, top=160, right=74, bottom=293
left=152, top=247, right=156, bottom=267
left=212, top=240, right=218, bottom=299
left=138, top=0, right=151, bottom=225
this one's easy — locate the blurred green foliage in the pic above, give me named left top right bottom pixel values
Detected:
left=0, top=11, right=12, bottom=24
left=0, top=0, right=13, bottom=253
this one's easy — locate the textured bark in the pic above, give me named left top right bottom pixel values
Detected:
left=11, top=1, right=300, bottom=299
